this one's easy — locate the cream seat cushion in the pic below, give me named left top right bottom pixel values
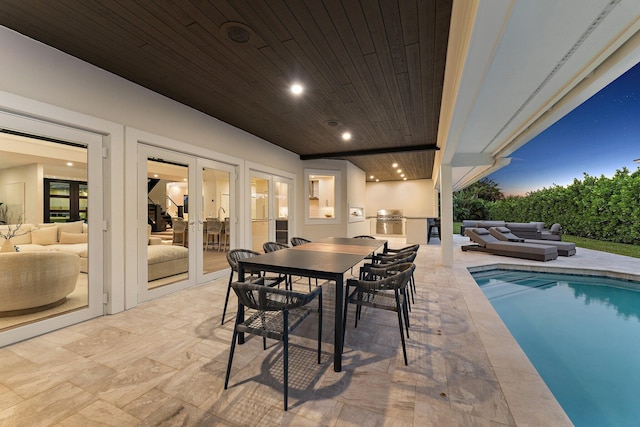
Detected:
left=147, top=245, right=188, bottom=265
left=48, top=243, right=88, bottom=258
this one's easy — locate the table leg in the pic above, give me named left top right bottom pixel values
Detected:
left=334, top=272, right=343, bottom=372
left=237, top=264, right=245, bottom=345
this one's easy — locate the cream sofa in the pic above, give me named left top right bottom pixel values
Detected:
left=146, top=225, right=188, bottom=281
left=0, top=251, right=80, bottom=316
left=1, top=221, right=189, bottom=281
left=1, top=221, right=89, bottom=272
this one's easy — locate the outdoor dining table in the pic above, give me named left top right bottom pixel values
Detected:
left=237, top=236, right=387, bottom=372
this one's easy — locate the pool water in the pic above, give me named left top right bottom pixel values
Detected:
left=472, top=269, right=640, bottom=427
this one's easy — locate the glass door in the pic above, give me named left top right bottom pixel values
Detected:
left=139, top=146, right=196, bottom=301
left=250, top=171, right=291, bottom=252
left=274, top=178, right=289, bottom=245
left=0, top=112, right=103, bottom=346
left=250, top=174, right=270, bottom=252
left=198, top=158, right=235, bottom=283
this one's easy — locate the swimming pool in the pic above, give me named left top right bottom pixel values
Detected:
left=472, top=268, right=640, bottom=427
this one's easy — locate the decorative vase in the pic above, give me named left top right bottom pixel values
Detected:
left=0, top=238, right=15, bottom=253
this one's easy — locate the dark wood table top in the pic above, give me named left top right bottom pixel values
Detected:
left=239, top=237, right=385, bottom=276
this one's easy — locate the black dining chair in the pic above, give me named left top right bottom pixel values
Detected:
left=290, top=237, right=317, bottom=290
left=222, top=249, right=286, bottom=325
left=360, top=251, right=418, bottom=311
left=290, top=237, right=311, bottom=246
left=263, top=242, right=293, bottom=289
left=343, top=262, right=415, bottom=365
left=224, top=279, right=322, bottom=410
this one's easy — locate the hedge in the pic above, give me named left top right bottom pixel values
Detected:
left=487, top=168, right=640, bottom=245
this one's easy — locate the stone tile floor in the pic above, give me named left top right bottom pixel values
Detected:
left=2, top=235, right=636, bottom=426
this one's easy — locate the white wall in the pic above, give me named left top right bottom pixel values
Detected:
left=365, top=179, right=437, bottom=217
left=0, top=164, right=42, bottom=225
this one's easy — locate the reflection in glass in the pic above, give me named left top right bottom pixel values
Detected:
left=146, top=159, right=189, bottom=289
left=251, top=177, right=269, bottom=252
left=202, top=166, right=231, bottom=275
left=0, top=135, right=88, bottom=331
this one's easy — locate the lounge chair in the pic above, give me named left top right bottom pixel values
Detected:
left=462, top=228, right=558, bottom=261
left=488, top=226, right=576, bottom=256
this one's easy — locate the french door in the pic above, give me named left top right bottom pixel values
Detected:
left=138, top=145, right=235, bottom=302
left=0, top=111, right=104, bottom=346
left=250, top=170, right=291, bottom=252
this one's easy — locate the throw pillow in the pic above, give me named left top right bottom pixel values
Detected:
left=59, top=231, right=88, bottom=244
left=31, top=225, right=59, bottom=245
left=550, top=223, right=563, bottom=234
left=56, top=220, right=84, bottom=240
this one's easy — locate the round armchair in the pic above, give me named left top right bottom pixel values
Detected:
left=0, top=251, right=80, bottom=316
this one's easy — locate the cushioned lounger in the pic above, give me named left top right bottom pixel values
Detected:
left=488, top=226, right=576, bottom=256
left=462, top=228, right=558, bottom=261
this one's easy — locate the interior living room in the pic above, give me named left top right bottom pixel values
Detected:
left=1, top=0, right=640, bottom=424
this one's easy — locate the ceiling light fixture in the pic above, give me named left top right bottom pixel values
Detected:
left=397, top=169, right=402, bottom=173
left=66, top=162, right=73, bottom=166
left=369, top=175, right=374, bottom=179
left=341, top=132, right=351, bottom=141
left=375, top=179, right=379, bottom=182
left=403, top=177, right=407, bottom=181
left=290, top=83, right=303, bottom=95
left=392, top=163, right=398, bottom=168
left=153, top=174, right=158, bottom=178
left=400, top=174, right=405, bottom=177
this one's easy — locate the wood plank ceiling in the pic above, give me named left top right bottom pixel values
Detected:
left=0, top=0, right=452, bottom=182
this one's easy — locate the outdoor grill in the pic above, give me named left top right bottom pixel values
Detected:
left=376, top=209, right=403, bottom=235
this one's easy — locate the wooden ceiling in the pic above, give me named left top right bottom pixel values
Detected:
left=0, top=0, right=452, bottom=182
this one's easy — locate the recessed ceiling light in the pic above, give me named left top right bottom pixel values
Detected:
left=183, top=178, right=188, bottom=181
left=375, top=179, right=379, bottom=182
left=403, top=177, right=407, bottom=181
left=400, top=174, right=405, bottom=177
left=291, top=83, right=304, bottom=95
left=341, top=132, right=351, bottom=141
left=66, top=162, right=73, bottom=166
left=153, top=174, right=158, bottom=178
left=369, top=175, right=374, bottom=179
left=397, top=169, right=402, bottom=173
left=392, top=163, right=398, bottom=168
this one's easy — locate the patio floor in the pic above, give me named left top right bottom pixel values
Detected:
left=1, top=235, right=637, bottom=425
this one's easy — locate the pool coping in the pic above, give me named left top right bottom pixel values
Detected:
left=452, top=237, right=640, bottom=426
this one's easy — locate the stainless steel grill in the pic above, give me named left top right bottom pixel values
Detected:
left=376, top=209, right=403, bottom=235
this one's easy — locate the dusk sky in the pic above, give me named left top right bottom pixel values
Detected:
left=487, top=61, right=640, bottom=196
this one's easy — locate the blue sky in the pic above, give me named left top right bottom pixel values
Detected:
left=487, top=61, right=640, bottom=196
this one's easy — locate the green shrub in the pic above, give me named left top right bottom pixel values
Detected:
left=487, top=168, right=640, bottom=245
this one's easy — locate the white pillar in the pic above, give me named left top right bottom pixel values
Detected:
left=440, top=163, right=453, bottom=266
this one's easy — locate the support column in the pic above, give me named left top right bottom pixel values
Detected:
left=440, top=164, right=454, bottom=266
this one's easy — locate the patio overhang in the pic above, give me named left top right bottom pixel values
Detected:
left=437, top=0, right=640, bottom=192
